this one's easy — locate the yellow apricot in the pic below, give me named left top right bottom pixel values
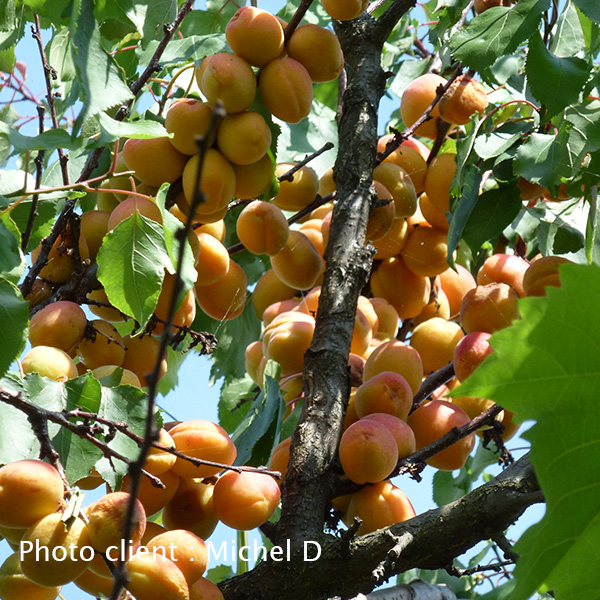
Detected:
left=273, top=162, right=319, bottom=211
left=438, top=74, right=488, bottom=125
left=424, top=152, right=456, bottom=212
left=413, top=286, right=451, bottom=325
left=217, top=111, right=272, bottom=165
left=372, top=218, right=409, bottom=259
left=410, top=317, right=464, bottom=374
left=270, top=230, right=324, bottom=290
left=121, top=334, right=168, bottom=387
left=252, top=268, right=297, bottom=318
left=366, top=182, right=396, bottom=241
left=368, top=297, right=399, bottom=339
left=87, top=287, right=125, bottom=322
left=165, top=98, right=216, bottom=155
left=29, top=300, right=87, bottom=353
left=419, top=192, right=449, bottom=231
left=236, top=200, right=289, bottom=256
left=76, top=319, right=125, bottom=370
left=232, top=154, right=274, bottom=200
left=0, top=552, right=61, bottom=600
left=400, top=73, right=448, bottom=139
left=31, top=228, right=90, bottom=284
left=21, top=345, right=79, bottom=382
left=126, top=552, right=189, bottom=600
left=80, top=210, right=110, bottom=260
left=438, top=264, right=477, bottom=317
left=194, top=232, right=230, bottom=285
left=321, top=0, right=368, bottom=21
left=377, top=135, right=429, bottom=193
left=402, top=225, right=450, bottom=277
left=287, top=24, right=344, bottom=82
left=373, top=162, right=418, bottom=218
left=195, top=258, right=247, bottom=321
left=92, top=365, right=141, bottom=387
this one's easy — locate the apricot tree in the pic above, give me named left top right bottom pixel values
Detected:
left=0, top=0, right=599, bottom=599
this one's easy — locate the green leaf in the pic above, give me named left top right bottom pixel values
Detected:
left=586, top=192, right=600, bottom=264
left=0, top=0, right=16, bottom=29
left=536, top=217, right=585, bottom=255
left=447, top=165, right=482, bottom=268
left=231, top=374, right=285, bottom=467
left=473, top=121, right=532, bottom=161
left=96, top=213, right=172, bottom=327
left=205, top=564, right=235, bottom=584
left=462, top=185, right=523, bottom=252
left=0, top=122, right=78, bottom=155
left=218, top=374, right=257, bottom=434
left=9, top=198, right=58, bottom=253
left=0, top=217, right=22, bottom=274
left=71, top=0, right=134, bottom=132
left=565, top=99, right=600, bottom=170
left=46, top=27, right=76, bottom=82
left=526, top=32, right=590, bottom=117
left=94, top=112, right=169, bottom=147
left=138, top=34, right=227, bottom=67
left=573, top=0, right=600, bottom=24
left=455, top=264, right=600, bottom=600
left=551, top=1, right=587, bottom=57
left=449, top=0, right=550, bottom=72
left=0, top=279, right=28, bottom=378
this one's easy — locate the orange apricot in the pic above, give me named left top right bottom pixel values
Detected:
left=453, top=331, right=493, bottom=382
left=236, top=200, right=289, bottom=256
left=354, top=371, right=413, bottom=421
left=477, top=253, right=529, bottom=297
left=21, top=345, right=78, bottom=382
left=152, top=274, right=196, bottom=334
left=126, top=553, right=189, bottom=600
left=264, top=314, right=315, bottom=375
left=321, top=0, right=368, bottom=21
left=92, top=365, right=141, bottom=387
left=28, top=300, right=87, bottom=353
left=232, top=154, right=274, bottom=200
left=165, top=98, right=216, bottom=155
left=377, top=135, right=429, bottom=193
left=402, top=225, right=450, bottom=277
left=120, top=473, right=179, bottom=520
left=31, top=228, right=89, bottom=284
left=400, top=73, right=448, bottom=139
left=373, top=162, right=418, bottom=218
left=76, top=319, right=126, bottom=370
left=460, top=282, right=520, bottom=333
left=438, top=264, right=477, bottom=317
left=80, top=210, right=110, bottom=260
left=194, top=232, right=230, bottom=285
left=423, top=152, right=456, bottom=212
left=121, top=334, right=167, bottom=387
left=362, top=414, right=416, bottom=458
left=270, top=230, right=324, bottom=290
left=87, top=287, right=124, bottom=322
left=438, top=74, right=488, bottom=125
left=371, top=217, right=408, bottom=259
left=217, top=111, right=272, bottom=165
left=190, top=577, right=225, bottom=600
left=0, top=552, right=62, bottom=600
left=269, top=437, right=292, bottom=484
left=195, top=258, right=247, bottom=321
left=368, top=297, right=399, bottom=339
left=413, top=286, right=451, bottom=325
left=252, top=268, right=297, bottom=318
left=245, top=340, right=264, bottom=383
left=273, top=163, right=319, bottom=211
left=107, top=195, right=162, bottom=231
left=419, top=192, right=449, bottom=231
left=410, top=317, right=464, bottom=374
left=523, top=255, right=572, bottom=297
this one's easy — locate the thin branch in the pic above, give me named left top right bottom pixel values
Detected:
left=283, top=0, right=315, bottom=45
left=411, top=362, right=456, bottom=410
left=277, top=142, right=335, bottom=183
left=446, top=559, right=514, bottom=577
left=375, top=0, right=417, bottom=40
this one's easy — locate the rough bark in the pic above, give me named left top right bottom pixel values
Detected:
left=349, top=581, right=457, bottom=600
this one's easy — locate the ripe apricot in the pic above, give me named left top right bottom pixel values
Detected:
left=410, top=318, right=464, bottom=374
left=354, top=372, right=413, bottom=421
left=373, top=162, right=418, bottom=218
left=287, top=24, right=344, bottom=82
left=438, top=74, right=488, bottom=125
left=366, top=182, right=396, bottom=241
left=268, top=437, right=292, bottom=484
left=236, top=200, right=289, bottom=256
left=264, top=314, right=315, bottom=375
left=163, top=478, right=218, bottom=540
left=107, top=195, right=163, bottom=231
left=195, top=258, right=247, bottom=321
left=424, top=152, right=456, bottom=212
left=31, top=228, right=90, bottom=283
left=213, top=470, right=281, bottom=530
left=87, top=287, right=124, bottom=322
left=438, top=264, right=476, bottom=317
left=152, top=273, right=196, bottom=334
left=77, top=319, right=126, bottom=370
left=407, top=400, right=475, bottom=470
left=419, top=192, right=449, bottom=231
left=474, top=0, right=512, bottom=14
left=23, top=278, right=52, bottom=309
left=368, top=297, right=399, bottom=339
left=87, top=491, right=146, bottom=553
left=0, top=460, right=63, bottom=528
left=0, top=552, right=61, bottom=600
left=273, top=162, right=319, bottom=211
left=92, top=365, right=141, bottom=387
left=80, top=210, right=110, bottom=260
left=370, top=256, right=431, bottom=320
left=196, top=219, right=226, bottom=242
left=363, top=339, right=423, bottom=395
left=262, top=298, right=301, bottom=325
left=369, top=214, right=408, bottom=257
left=413, top=286, right=451, bottom=325
left=460, top=282, right=520, bottom=333
left=165, top=98, right=216, bottom=155
left=74, top=568, right=113, bottom=598
left=377, top=135, right=429, bottom=193
left=170, top=420, right=237, bottom=479
left=477, top=253, right=529, bottom=297
left=345, top=480, right=415, bottom=534
left=523, top=255, right=572, bottom=297
left=400, top=73, right=448, bottom=139
left=181, top=150, right=236, bottom=217
left=29, top=300, right=87, bottom=353
left=21, top=345, right=79, bottom=382
left=270, top=230, right=324, bottom=290
left=121, top=334, right=167, bottom=387
left=339, top=419, right=399, bottom=484
left=146, top=529, right=208, bottom=585
left=190, top=577, right=225, bottom=600
left=122, top=137, right=187, bottom=188
left=252, top=268, right=296, bottom=318
left=322, top=0, right=368, bottom=21
left=20, top=512, right=91, bottom=586
left=194, top=232, right=230, bottom=285
left=232, top=154, right=274, bottom=199
left=453, top=331, right=493, bottom=382
left=259, top=57, right=313, bottom=123
left=126, top=552, right=190, bottom=600
left=217, top=111, right=272, bottom=165
left=197, top=52, right=256, bottom=114
left=362, top=414, right=416, bottom=458
left=402, top=225, right=450, bottom=277
left=226, top=6, right=284, bottom=67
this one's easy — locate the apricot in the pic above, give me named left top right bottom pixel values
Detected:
left=339, top=419, right=399, bottom=484
left=345, top=480, right=416, bottom=535
left=264, top=315, right=315, bottom=375
left=400, top=73, right=448, bottom=139
left=192, top=232, right=228, bottom=286
left=121, top=137, right=187, bottom=188
left=165, top=98, right=216, bottom=155
left=298, top=219, right=326, bottom=257
left=262, top=298, right=301, bottom=325
left=87, top=491, right=146, bottom=553
left=152, top=273, right=197, bottom=334
left=217, top=111, right=272, bottom=166
left=410, top=318, right=464, bottom=374
left=107, top=195, right=163, bottom=231
left=121, top=334, right=168, bottom=387
left=87, top=287, right=125, bottom=322
left=273, top=163, right=319, bottom=211
left=146, top=529, right=208, bottom=585
left=366, top=182, right=396, bottom=241
left=197, top=52, right=256, bottom=114
left=413, top=286, right=451, bottom=325
left=408, top=399, right=475, bottom=470
left=377, top=135, right=429, bottom=193
left=363, top=339, right=423, bottom=395
left=368, top=297, right=399, bottom=339
left=195, top=258, right=247, bottom=321
left=0, top=552, right=61, bottom=600
left=287, top=24, right=344, bottom=82
left=31, top=228, right=90, bottom=283
left=252, top=268, right=297, bottom=318
left=357, top=295, right=379, bottom=334
left=362, top=414, right=416, bottom=458
left=226, top=6, right=284, bottom=67
left=196, top=219, right=226, bottom=242
left=354, top=372, right=413, bottom=421
left=424, top=152, right=456, bottom=212
left=20, top=512, right=91, bottom=586
left=453, top=332, right=493, bottom=382
left=268, top=437, right=292, bottom=484
left=259, top=57, right=313, bottom=123
left=477, top=253, right=529, bottom=297
left=402, top=225, right=450, bottom=277
left=21, top=345, right=79, bottom=382
left=236, top=200, right=289, bottom=256
left=343, top=388, right=360, bottom=431
left=190, top=577, right=225, bottom=600
left=322, top=0, right=368, bottom=21
left=76, top=319, right=126, bottom=370
left=372, top=162, right=418, bottom=218
left=517, top=177, right=546, bottom=201
left=370, top=256, right=431, bottom=320
left=92, top=365, right=142, bottom=387
left=181, top=150, right=236, bottom=216
left=127, top=552, right=190, bottom=600
left=23, top=278, right=52, bottom=309
left=163, top=478, right=218, bottom=540
left=122, top=470, right=179, bottom=519
left=280, top=373, right=304, bottom=416
left=523, top=255, right=572, bottom=297
left=474, top=0, right=512, bottom=14
left=232, top=154, right=274, bottom=200
left=0, top=460, right=63, bottom=529
left=170, top=420, right=237, bottom=479
left=438, top=74, right=488, bottom=125
left=213, top=470, right=281, bottom=530
left=438, top=264, right=477, bottom=317
left=419, top=192, right=449, bottom=231
left=270, top=230, right=324, bottom=290
left=460, top=282, right=520, bottom=333
left=74, top=568, right=113, bottom=598
left=29, top=300, right=87, bottom=353
left=80, top=210, right=110, bottom=260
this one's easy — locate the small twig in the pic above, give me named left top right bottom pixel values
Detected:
left=277, top=142, right=336, bottom=183
left=492, top=532, right=520, bottom=562
left=283, top=0, right=315, bottom=45
left=411, top=362, right=456, bottom=411
left=446, top=559, right=514, bottom=577
left=396, top=318, right=413, bottom=342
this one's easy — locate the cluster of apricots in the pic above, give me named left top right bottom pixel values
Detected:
left=0, top=423, right=281, bottom=600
